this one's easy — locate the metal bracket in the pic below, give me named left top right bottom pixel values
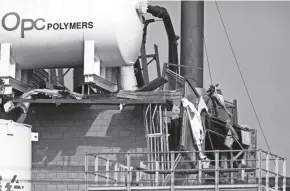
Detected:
left=31, top=132, right=39, bottom=142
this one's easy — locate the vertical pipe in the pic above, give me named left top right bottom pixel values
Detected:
left=120, top=65, right=138, bottom=91
left=180, top=1, right=204, bottom=88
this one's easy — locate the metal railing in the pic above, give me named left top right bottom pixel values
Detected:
left=84, top=149, right=287, bottom=191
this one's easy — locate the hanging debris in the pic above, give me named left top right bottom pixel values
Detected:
left=205, top=84, right=232, bottom=119
left=2, top=88, right=83, bottom=123
left=181, top=97, right=210, bottom=167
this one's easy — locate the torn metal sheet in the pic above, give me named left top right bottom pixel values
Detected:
left=171, top=104, right=180, bottom=120
left=181, top=97, right=209, bottom=164
left=3, top=88, right=83, bottom=122
left=240, top=125, right=251, bottom=146
left=205, top=84, right=232, bottom=119
left=224, top=119, right=240, bottom=149
left=224, top=129, right=235, bottom=149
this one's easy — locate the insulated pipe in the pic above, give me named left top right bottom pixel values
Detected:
left=180, top=1, right=204, bottom=88
left=147, top=5, right=179, bottom=73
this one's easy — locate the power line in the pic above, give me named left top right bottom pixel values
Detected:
left=204, top=37, right=213, bottom=85
left=214, top=1, right=272, bottom=153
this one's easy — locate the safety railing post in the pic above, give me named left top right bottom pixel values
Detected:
left=127, top=153, right=131, bottom=191
left=85, top=153, right=88, bottom=191
left=114, top=163, right=118, bottom=186
left=283, top=158, right=287, bottom=191
left=215, top=150, right=219, bottom=191
left=230, top=151, right=234, bottom=184
left=258, top=150, right=262, bottom=191
left=275, top=156, right=279, bottom=191
left=106, top=159, right=110, bottom=186
left=95, top=156, right=99, bottom=185
left=155, top=161, right=159, bottom=186
left=198, top=160, right=202, bottom=184
left=170, top=152, right=175, bottom=191
left=266, top=152, right=269, bottom=191
left=241, top=158, right=246, bottom=182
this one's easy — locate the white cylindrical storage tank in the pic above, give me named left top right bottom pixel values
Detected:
left=0, top=0, right=147, bottom=69
left=0, top=120, right=38, bottom=191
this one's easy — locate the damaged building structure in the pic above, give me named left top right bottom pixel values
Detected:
left=0, top=0, right=287, bottom=191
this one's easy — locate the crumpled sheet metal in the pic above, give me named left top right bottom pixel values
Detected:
left=20, top=89, right=83, bottom=100
left=181, top=97, right=209, bottom=164
left=206, top=84, right=232, bottom=118
left=3, top=88, right=83, bottom=121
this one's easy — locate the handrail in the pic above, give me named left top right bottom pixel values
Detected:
left=84, top=149, right=287, bottom=191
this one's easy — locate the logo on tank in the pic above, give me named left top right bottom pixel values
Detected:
left=1, top=12, right=94, bottom=38
left=0, top=175, right=24, bottom=191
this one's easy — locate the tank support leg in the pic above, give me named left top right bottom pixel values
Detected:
left=83, top=40, right=118, bottom=93
left=84, top=40, right=100, bottom=76
left=0, top=43, right=16, bottom=79
left=0, top=43, right=31, bottom=96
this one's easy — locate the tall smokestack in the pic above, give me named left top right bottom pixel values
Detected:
left=180, top=1, right=204, bottom=88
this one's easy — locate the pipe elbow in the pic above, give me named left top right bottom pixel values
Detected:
left=147, top=5, right=168, bottom=19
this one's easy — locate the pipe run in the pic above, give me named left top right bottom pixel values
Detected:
left=147, top=5, right=179, bottom=73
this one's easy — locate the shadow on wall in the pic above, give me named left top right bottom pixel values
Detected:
left=21, top=104, right=146, bottom=168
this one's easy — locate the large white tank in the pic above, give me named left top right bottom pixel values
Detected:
left=0, top=0, right=147, bottom=69
left=0, top=120, right=38, bottom=191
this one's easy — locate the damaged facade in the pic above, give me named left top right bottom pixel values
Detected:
left=0, top=63, right=284, bottom=191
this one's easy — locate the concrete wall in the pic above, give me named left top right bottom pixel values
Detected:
left=24, top=104, right=146, bottom=191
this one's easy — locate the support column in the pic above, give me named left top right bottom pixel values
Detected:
left=100, top=66, right=106, bottom=79
left=0, top=43, right=16, bottom=78
left=83, top=40, right=118, bottom=93
left=119, top=65, right=138, bottom=91
left=84, top=40, right=100, bottom=77
left=0, top=43, right=30, bottom=95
